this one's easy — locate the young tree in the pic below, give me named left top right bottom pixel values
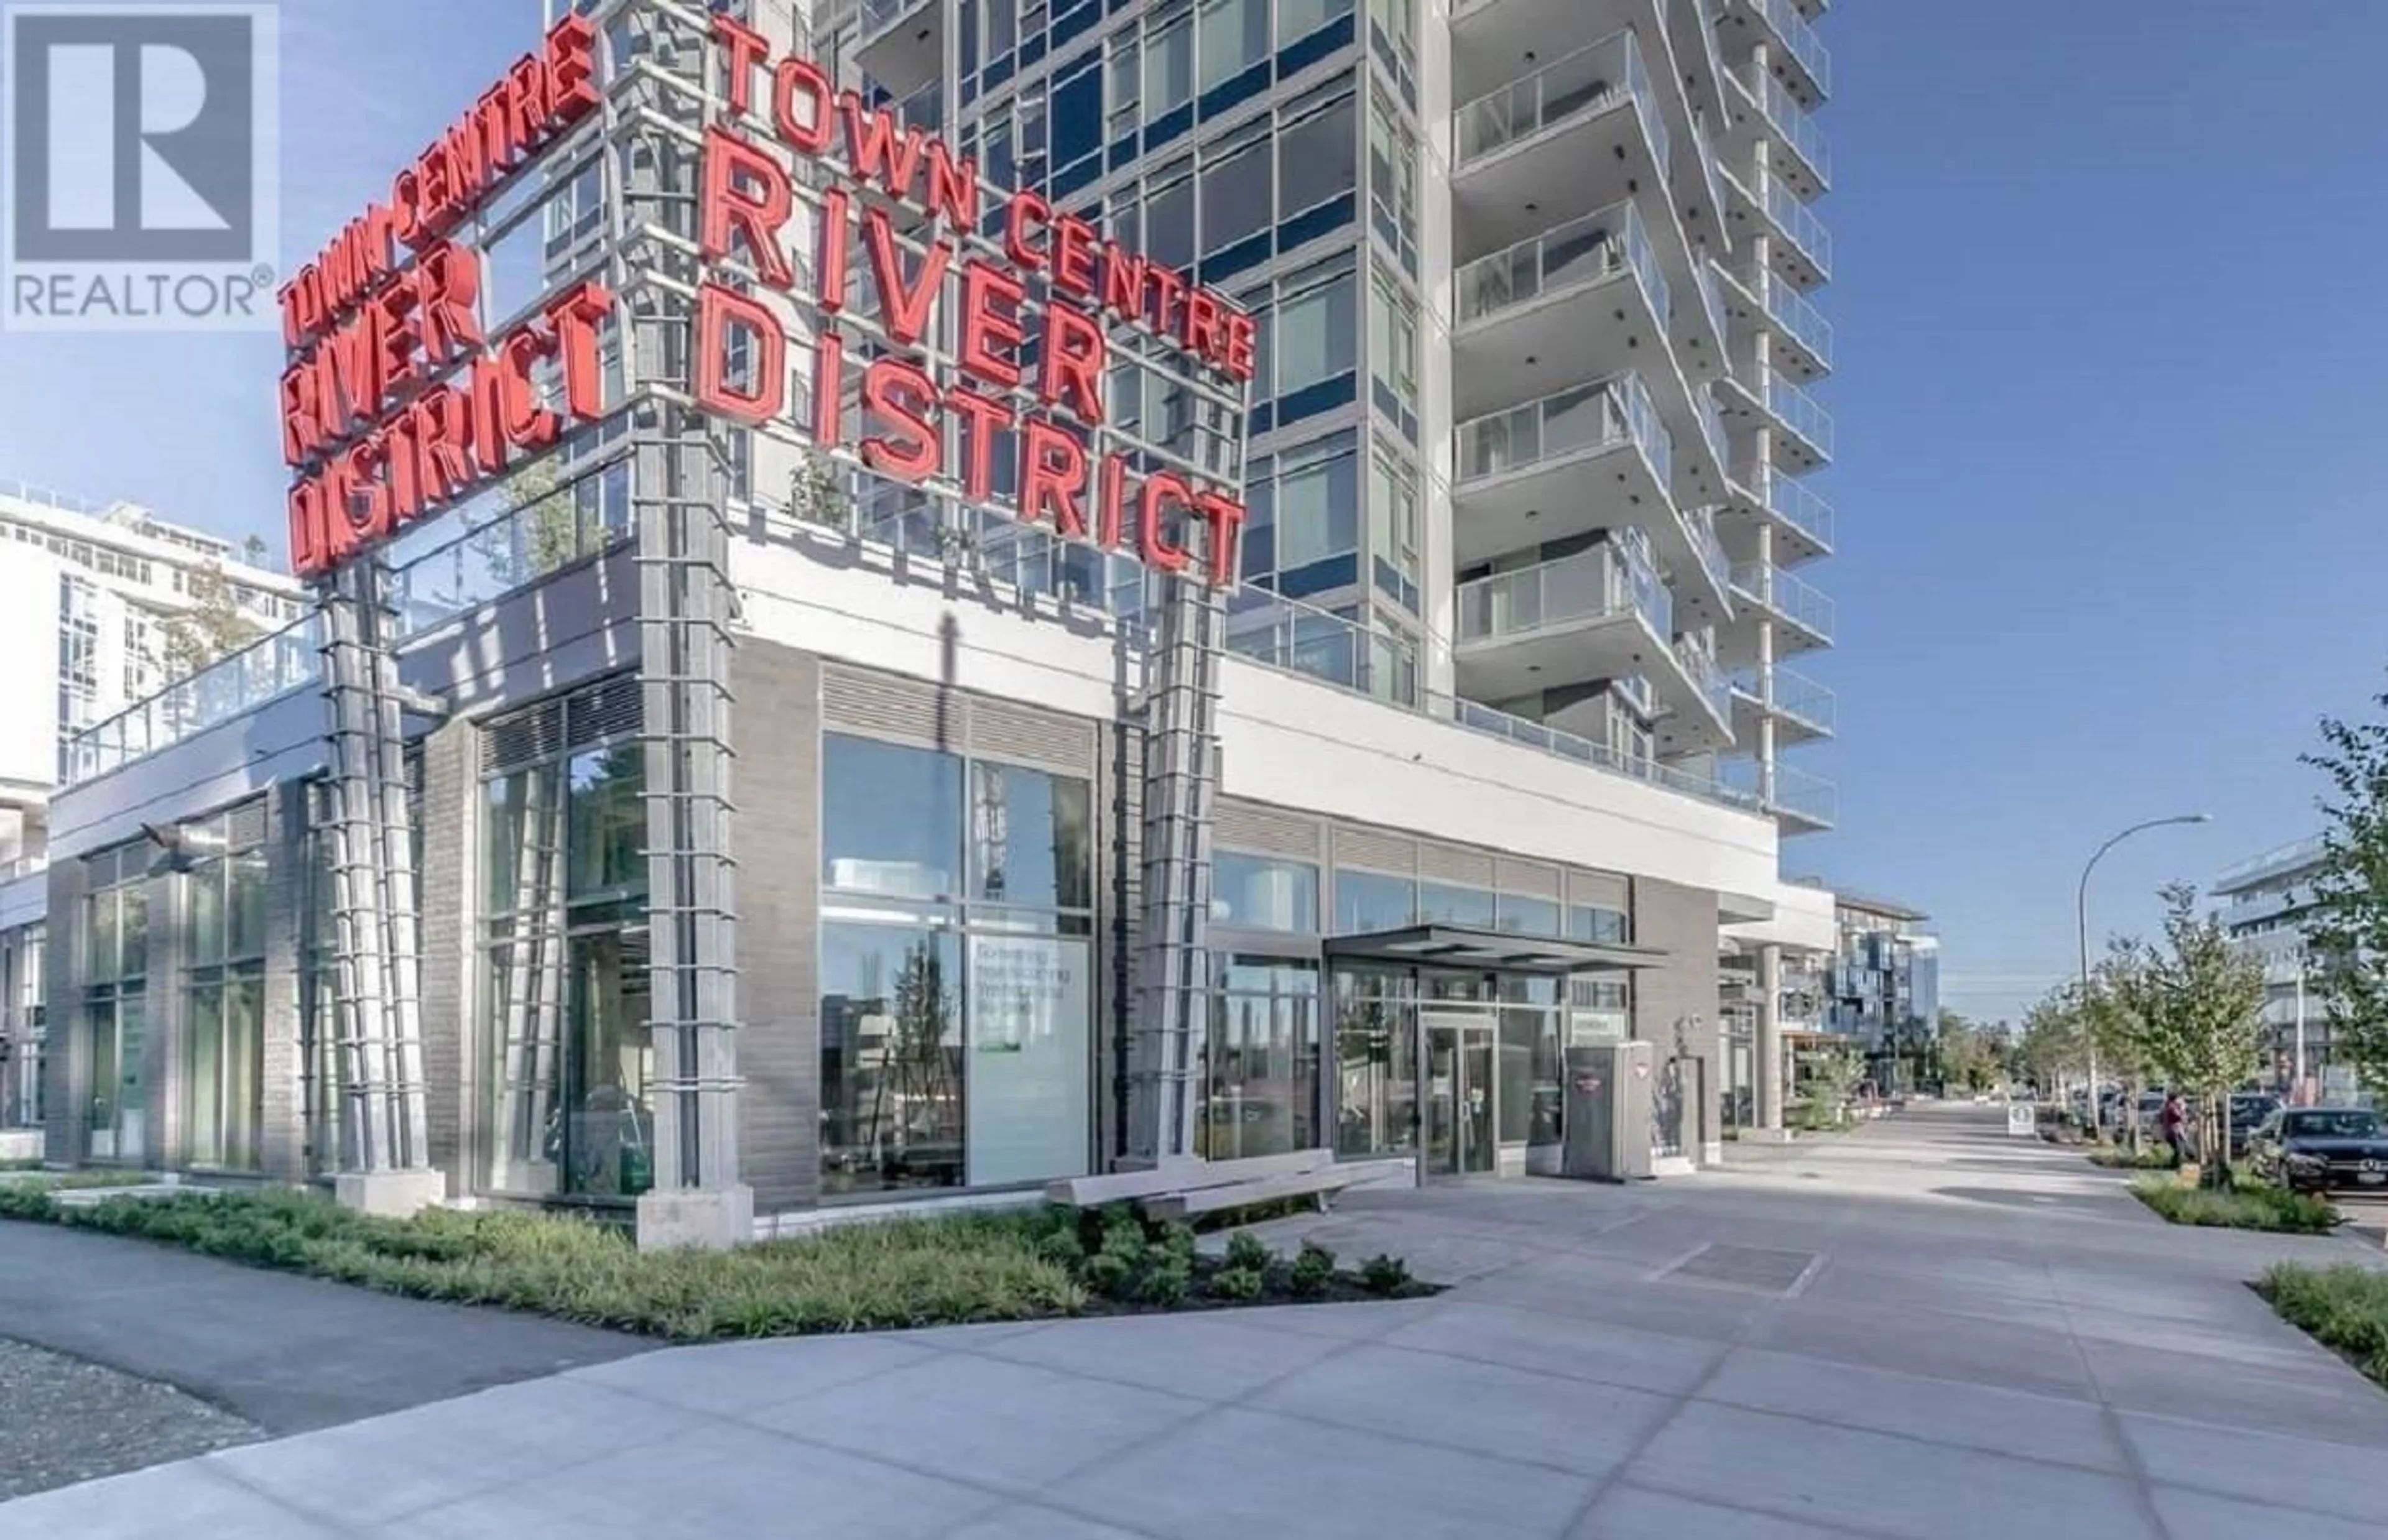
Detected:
left=2017, top=985, right=2090, bottom=1110
left=2085, top=945, right=2159, bottom=1152
left=2111, top=884, right=2267, bottom=1183
left=159, top=560, right=265, bottom=681
left=2303, top=689, right=2388, bottom=1101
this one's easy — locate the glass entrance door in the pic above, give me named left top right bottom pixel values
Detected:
left=1422, top=1014, right=1497, bottom=1178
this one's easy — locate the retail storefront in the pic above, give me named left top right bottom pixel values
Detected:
left=30, top=0, right=1779, bottom=1240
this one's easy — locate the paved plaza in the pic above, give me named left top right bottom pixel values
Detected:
left=4, top=1104, right=2387, bottom=1538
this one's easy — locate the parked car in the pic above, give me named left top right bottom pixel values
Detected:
left=2247, top=1107, right=2388, bottom=1194
left=2227, top=1094, right=2281, bottom=1159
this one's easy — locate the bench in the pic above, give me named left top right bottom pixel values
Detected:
left=1136, top=1164, right=1366, bottom=1224
left=1043, top=1148, right=1333, bottom=1209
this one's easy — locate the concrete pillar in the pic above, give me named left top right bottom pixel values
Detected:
left=1754, top=942, right=1787, bottom=1137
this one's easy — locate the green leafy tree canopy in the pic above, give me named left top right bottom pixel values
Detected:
left=2304, top=689, right=2388, bottom=1100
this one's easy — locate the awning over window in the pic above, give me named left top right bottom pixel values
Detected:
left=1323, top=925, right=1671, bottom=976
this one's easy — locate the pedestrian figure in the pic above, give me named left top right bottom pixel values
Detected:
left=2159, top=1090, right=2192, bottom=1168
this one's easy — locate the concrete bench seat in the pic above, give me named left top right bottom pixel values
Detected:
left=1043, top=1148, right=1334, bottom=1209
left=1134, top=1164, right=1364, bottom=1225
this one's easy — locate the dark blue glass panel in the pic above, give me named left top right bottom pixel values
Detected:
left=1052, top=155, right=1099, bottom=202
left=1275, top=372, right=1356, bottom=427
left=1055, top=0, right=1099, bottom=48
left=1053, top=66, right=1101, bottom=167
left=1199, top=60, right=1269, bottom=122
left=988, top=53, right=1015, bottom=92
left=1023, top=32, right=1047, bottom=68
left=1279, top=555, right=1359, bottom=599
left=1278, top=13, right=1354, bottom=78
left=1278, top=193, right=1355, bottom=253
left=1200, top=231, right=1271, bottom=286
left=1145, top=101, right=1193, bottom=152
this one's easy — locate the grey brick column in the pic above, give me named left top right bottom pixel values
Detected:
left=417, top=719, right=474, bottom=1193
left=259, top=783, right=310, bottom=1179
left=42, top=856, right=86, bottom=1164
left=730, top=641, right=820, bottom=1218
left=1632, top=877, right=1724, bottom=1161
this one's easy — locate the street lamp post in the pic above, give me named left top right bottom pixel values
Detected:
left=2076, top=813, right=2212, bottom=1137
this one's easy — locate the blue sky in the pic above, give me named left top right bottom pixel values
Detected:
left=2, top=1, right=2381, bottom=1025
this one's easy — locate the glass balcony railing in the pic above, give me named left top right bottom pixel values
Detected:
left=1761, top=366, right=1834, bottom=458
left=1757, top=0, right=1833, bottom=98
left=1684, top=504, right=1731, bottom=592
left=1719, top=757, right=1838, bottom=826
left=1730, top=560, right=1836, bottom=642
left=1762, top=173, right=1833, bottom=276
left=1455, top=374, right=1674, bottom=490
left=1728, top=664, right=1837, bottom=733
left=62, top=483, right=639, bottom=789
left=859, top=0, right=926, bottom=41
left=1751, top=70, right=1830, bottom=185
left=1222, top=592, right=1766, bottom=818
left=1731, top=461, right=1835, bottom=550
left=1455, top=540, right=1672, bottom=647
left=1695, top=384, right=1729, bottom=470
left=1695, top=252, right=1728, bottom=346
left=1675, top=639, right=1731, bottom=722
left=1455, top=30, right=1670, bottom=179
left=65, top=617, right=320, bottom=786
left=1455, top=200, right=1670, bottom=330
left=1757, top=269, right=1833, bottom=368
left=0, top=852, right=47, bottom=885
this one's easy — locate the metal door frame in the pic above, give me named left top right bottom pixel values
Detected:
left=1421, top=1010, right=1498, bottom=1179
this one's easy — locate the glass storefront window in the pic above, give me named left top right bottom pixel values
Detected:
left=479, top=680, right=650, bottom=1200
left=82, top=846, right=149, bottom=1164
left=1419, top=882, right=1496, bottom=928
left=1569, top=905, right=1631, bottom=944
left=823, top=734, right=964, bottom=901
left=818, top=735, right=1097, bottom=1198
left=1335, top=869, right=1415, bottom=933
left=970, top=761, right=1092, bottom=913
left=567, top=747, right=647, bottom=905
left=1203, top=958, right=1320, bottom=1160
left=1495, top=894, right=1562, bottom=938
left=1212, top=852, right=1320, bottom=932
left=821, top=921, right=965, bottom=1195
left=1498, top=1006, right=1555, bottom=1146
left=1333, top=968, right=1417, bottom=1158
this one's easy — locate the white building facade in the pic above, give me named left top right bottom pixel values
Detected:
left=2211, top=836, right=2354, bottom=1104
left=0, top=486, right=303, bottom=1137
left=22, top=0, right=1842, bottom=1230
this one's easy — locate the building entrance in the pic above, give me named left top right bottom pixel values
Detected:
left=1422, top=1012, right=1497, bottom=1178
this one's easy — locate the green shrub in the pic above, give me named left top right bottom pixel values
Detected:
left=1360, top=1253, right=1413, bottom=1295
left=1210, top=1264, right=1264, bottom=1301
left=1136, top=1258, right=1192, bottom=1306
left=1223, top=1231, right=1273, bottom=1274
left=2086, top=1145, right=2176, bottom=1170
left=1289, top=1240, right=1337, bottom=1299
left=1079, top=1250, right=1134, bottom=1299
left=2129, top=1175, right=2337, bottom=1234
left=2259, top=1263, right=2388, bottom=1387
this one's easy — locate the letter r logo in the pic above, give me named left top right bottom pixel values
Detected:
left=7, top=8, right=259, bottom=262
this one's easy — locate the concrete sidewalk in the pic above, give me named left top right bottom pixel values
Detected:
left=6, top=1106, right=2387, bottom=1538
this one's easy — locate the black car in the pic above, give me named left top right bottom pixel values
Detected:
left=2249, top=1107, right=2388, bottom=1194
left=2228, top=1094, right=2281, bottom=1159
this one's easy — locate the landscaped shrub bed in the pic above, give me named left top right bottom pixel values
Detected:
left=2086, top=1145, right=2178, bottom=1169
left=0, top=1183, right=1426, bottom=1340
left=2257, top=1263, right=2388, bottom=1390
left=2127, top=1174, right=2338, bottom=1234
